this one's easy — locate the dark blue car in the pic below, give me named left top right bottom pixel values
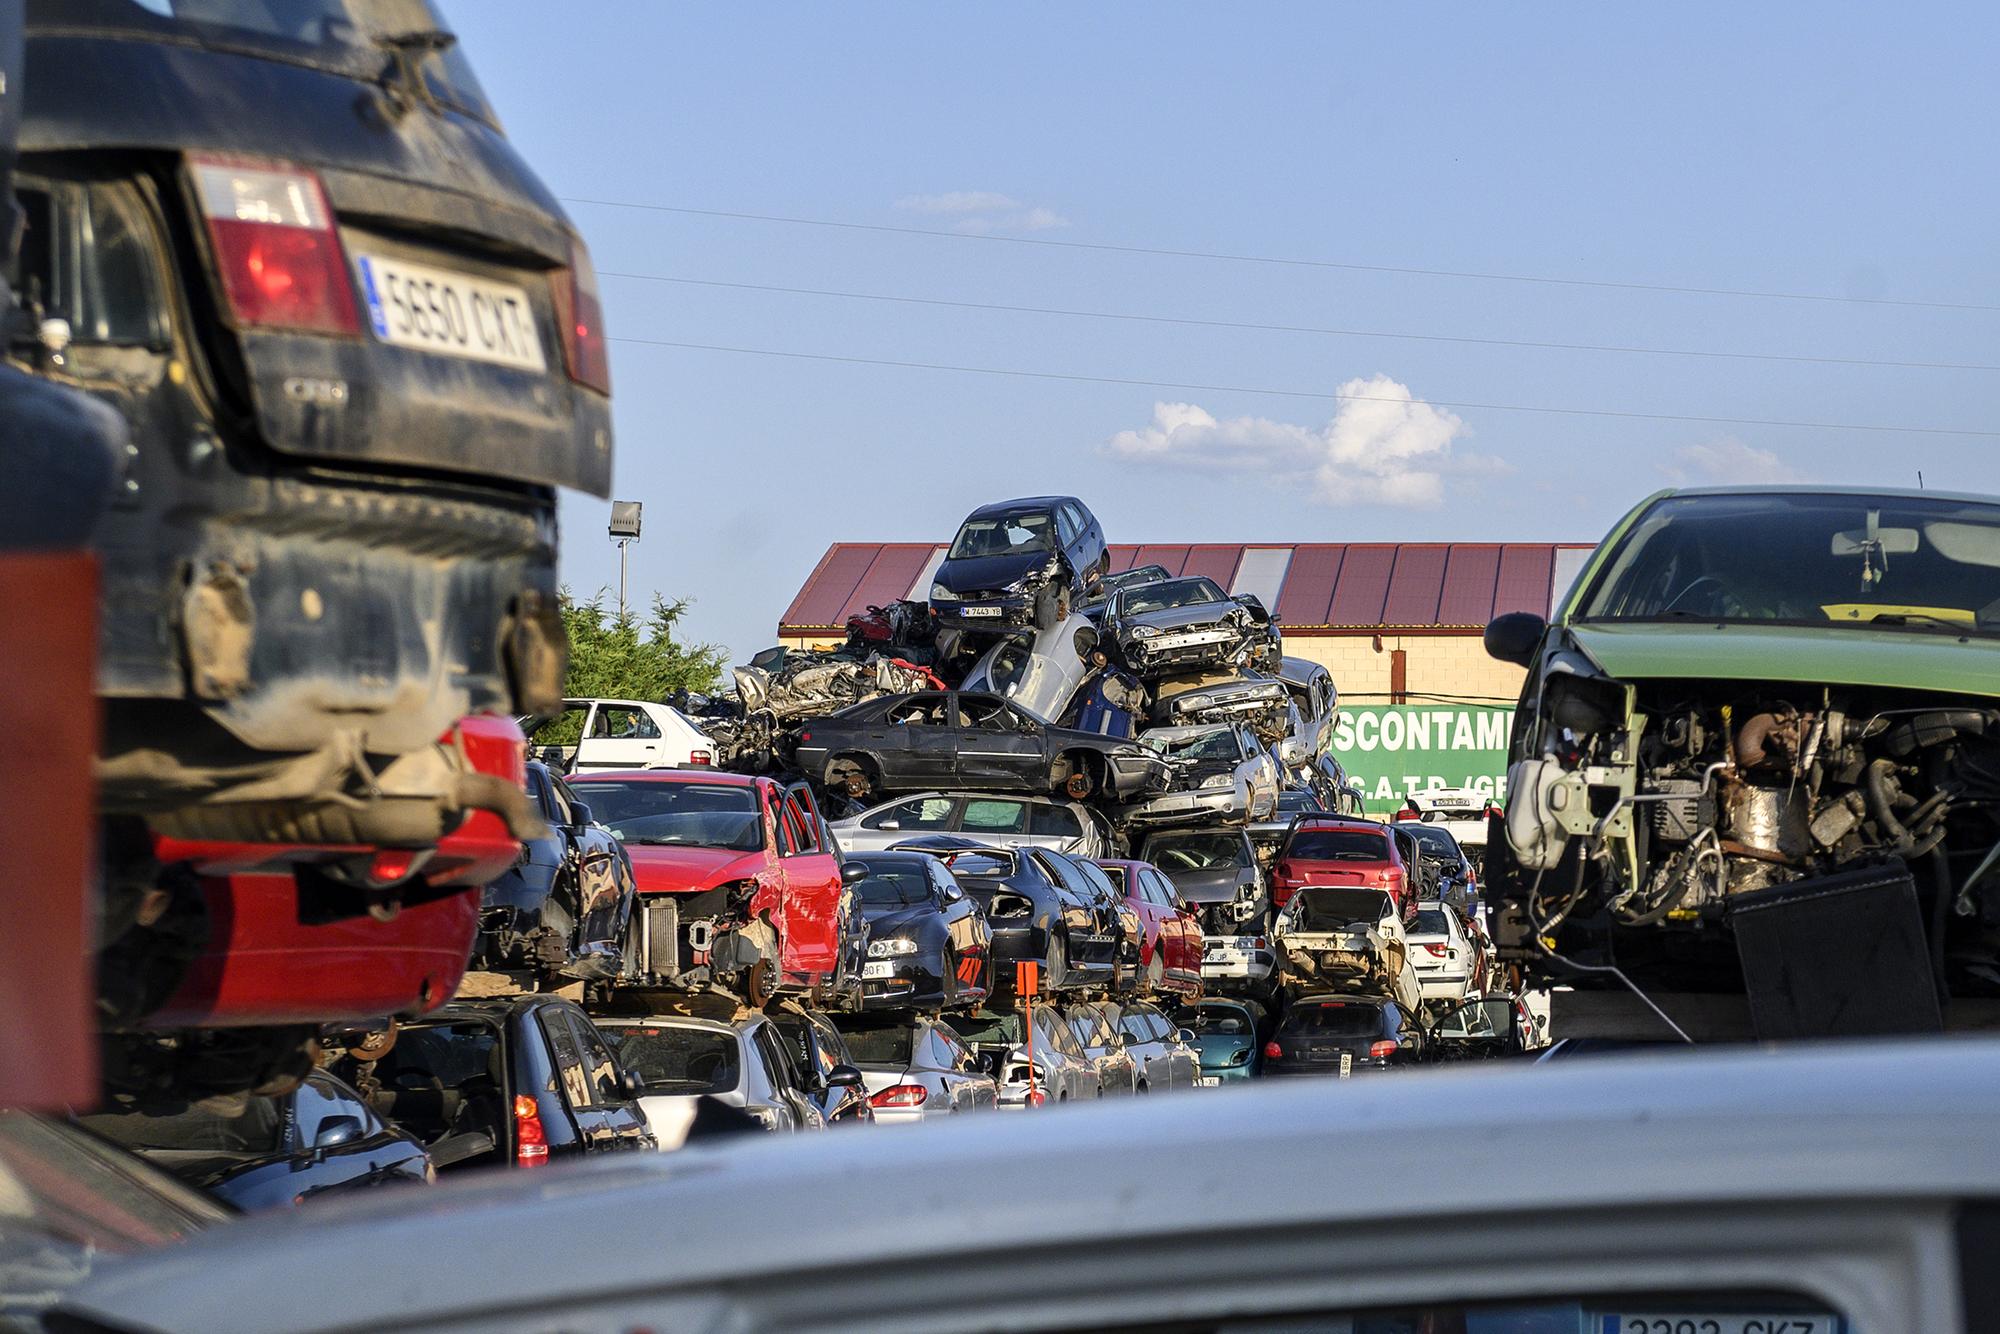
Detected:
left=930, top=496, right=1108, bottom=632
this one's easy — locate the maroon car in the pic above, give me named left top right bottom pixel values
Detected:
left=1270, top=817, right=1417, bottom=916
left=1093, top=859, right=1204, bottom=998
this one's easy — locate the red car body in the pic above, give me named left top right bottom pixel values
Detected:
left=570, top=770, right=857, bottom=996
left=1271, top=816, right=1416, bottom=914
left=146, top=715, right=529, bottom=1028
left=1093, top=858, right=1204, bottom=998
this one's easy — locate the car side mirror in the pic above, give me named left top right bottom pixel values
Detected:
left=568, top=801, right=594, bottom=828
left=312, top=1115, right=364, bottom=1150
left=1177, top=1028, right=1196, bottom=1044
left=877, top=819, right=901, bottom=831
left=616, top=1068, right=647, bottom=1101
left=841, top=861, right=869, bottom=886
left=824, top=1063, right=865, bottom=1090
left=1483, top=611, right=1547, bottom=668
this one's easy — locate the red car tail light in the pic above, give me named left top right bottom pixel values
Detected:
left=1368, top=1040, right=1398, bottom=1059
left=1423, top=943, right=1450, bottom=957
left=1392, top=808, right=1419, bottom=821
left=1025, top=1088, right=1047, bottom=1107
left=868, top=1084, right=927, bottom=1109
left=689, top=749, right=713, bottom=766
left=550, top=235, right=611, bottom=394
left=190, top=155, right=359, bottom=335
left=514, top=1095, right=550, bottom=1167
left=1263, top=1041, right=1283, bottom=1061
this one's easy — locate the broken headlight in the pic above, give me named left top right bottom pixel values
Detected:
left=1132, top=625, right=1161, bottom=639
left=1200, top=773, right=1233, bottom=789
left=930, top=584, right=959, bottom=601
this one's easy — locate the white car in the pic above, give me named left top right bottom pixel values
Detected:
left=1272, top=885, right=1421, bottom=1011
left=1199, top=930, right=1276, bottom=990
left=592, top=1014, right=825, bottom=1147
left=62, top=1041, right=1992, bottom=1332
left=523, top=697, right=716, bottom=773
left=1405, top=902, right=1477, bottom=1003
left=958, top=611, right=1100, bottom=724
left=828, top=791, right=1113, bottom=857
left=1122, top=723, right=1280, bottom=828
left=1396, top=786, right=1499, bottom=854
left=832, top=1015, right=997, bottom=1124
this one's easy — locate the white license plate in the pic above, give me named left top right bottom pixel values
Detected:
left=861, top=961, right=896, bottom=979
left=959, top=605, right=1002, bottom=618
left=1606, top=1318, right=1836, bottom=1334
left=1338, top=1052, right=1352, bottom=1079
left=355, top=254, right=547, bottom=371
left=1195, top=1076, right=1220, bottom=1087
left=1157, top=630, right=1225, bottom=649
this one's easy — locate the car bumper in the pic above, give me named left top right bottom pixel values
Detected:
left=858, top=955, right=952, bottom=1009
left=1415, top=969, right=1473, bottom=999
left=1201, top=941, right=1275, bottom=983
left=1122, top=629, right=1242, bottom=672
left=1196, top=1062, right=1254, bottom=1084
left=1121, top=787, right=1244, bottom=828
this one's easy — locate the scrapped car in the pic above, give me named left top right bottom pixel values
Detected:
left=1296, top=753, right=1369, bottom=817
left=1092, top=858, right=1205, bottom=997
left=21, top=4, right=607, bottom=883
left=1396, top=822, right=1477, bottom=916
left=1393, top=786, right=1500, bottom=855
left=905, top=840, right=1110, bottom=996
left=794, top=690, right=1172, bottom=804
left=1122, top=723, right=1281, bottom=828
left=1140, top=827, right=1266, bottom=934
left=950, top=1006, right=1101, bottom=1107
left=1187, top=996, right=1266, bottom=1084
left=1109, top=1001, right=1201, bottom=1092
left=333, top=996, right=653, bottom=1172
left=1150, top=670, right=1296, bottom=747
left=834, top=1014, right=998, bottom=1123
left=768, top=1007, right=877, bottom=1127
left=1405, top=904, right=1481, bottom=1004
left=929, top=496, right=1108, bottom=631
left=473, top=760, right=637, bottom=981
left=1079, top=562, right=1170, bottom=621
left=1262, top=994, right=1424, bottom=1077
left=844, top=850, right=993, bottom=1010
left=1483, top=486, right=2000, bottom=1039
left=958, top=611, right=1101, bottom=726
left=1273, top=886, right=1420, bottom=1010
left=79, top=1068, right=431, bottom=1212
left=1103, top=576, right=1280, bottom=678
left=1275, top=657, right=1339, bottom=763
left=1065, top=1002, right=1140, bottom=1095
left=524, top=698, right=716, bottom=773
left=592, top=1009, right=832, bottom=1143
left=830, top=791, right=1114, bottom=858
left=1271, top=816, right=1420, bottom=914
left=567, top=771, right=867, bottom=1006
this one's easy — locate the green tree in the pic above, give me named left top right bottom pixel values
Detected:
left=549, top=590, right=727, bottom=741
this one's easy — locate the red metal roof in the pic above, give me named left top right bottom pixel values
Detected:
left=778, top=541, right=1593, bottom=635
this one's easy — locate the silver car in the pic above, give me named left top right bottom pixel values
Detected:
left=1064, top=1001, right=1140, bottom=1096
left=1121, top=723, right=1280, bottom=828
left=958, top=611, right=1101, bottom=724
left=829, top=790, right=1113, bottom=856
left=1275, top=657, right=1338, bottom=764
left=593, top=1014, right=826, bottom=1147
left=1110, top=1000, right=1201, bottom=1092
left=833, top=1015, right=998, bottom=1124
left=949, top=1005, right=1101, bottom=1107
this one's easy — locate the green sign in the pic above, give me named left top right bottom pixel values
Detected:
left=1329, top=704, right=1515, bottom=814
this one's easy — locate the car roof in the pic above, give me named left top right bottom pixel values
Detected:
left=570, top=768, right=763, bottom=788
left=58, top=1039, right=2000, bottom=1332
left=847, top=849, right=941, bottom=869
left=1669, top=483, right=2000, bottom=506
left=591, top=1014, right=740, bottom=1037
left=963, top=495, right=1076, bottom=519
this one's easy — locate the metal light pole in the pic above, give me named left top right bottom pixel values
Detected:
left=608, top=500, right=643, bottom=619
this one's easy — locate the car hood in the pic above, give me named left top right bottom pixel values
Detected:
left=933, top=552, right=1051, bottom=595
left=1121, top=603, right=1239, bottom=635
left=860, top=903, right=937, bottom=936
left=1160, top=866, right=1252, bottom=903
left=1192, top=1035, right=1251, bottom=1063
left=624, top=844, right=767, bottom=893
left=1565, top=621, right=2000, bottom=699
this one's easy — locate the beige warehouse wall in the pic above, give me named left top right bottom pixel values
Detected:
left=1283, top=633, right=1526, bottom=707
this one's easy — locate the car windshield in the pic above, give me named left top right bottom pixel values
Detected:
left=1286, top=828, right=1389, bottom=861
left=1578, top=492, right=2000, bottom=634
left=1193, top=1004, right=1252, bottom=1036
left=947, top=509, right=1053, bottom=559
left=569, top=780, right=762, bottom=851
left=1275, top=791, right=1320, bottom=814
left=1141, top=832, right=1247, bottom=870
left=1281, top=1003, right=1390, bottom=1037
left=77, top=1095, right=287, bottom=1157
left=1290, top=888, right=1392, bottom=929
left=1406, top=827, right=1463, bottom=859
left=851, top=860, right=933, bottom=907
left=1121, top=577, right=1227, bottom=615
left=599, top=1025, right=740, bottom=1095
left=1141, top=728, right=1244, bottom=762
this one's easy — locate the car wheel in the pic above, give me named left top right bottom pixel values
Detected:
left=1143, top=946, right=1164, bottom=995
left=826, top=754, right=878, bottom=802
left=942, top=949, right=959, bottom=1007
left=1136, top=1080, right=1149, bottom=1096
left=1046, top=934, right=1070, bottom=993
left=744, top=957, right=776, bottom=1008
left=1033, top=584, right=1060, bottom=631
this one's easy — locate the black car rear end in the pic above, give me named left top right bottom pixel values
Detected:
left=18, top=1, right=609, bottom=842
left=1263, top=996, right=1419, bottom=1077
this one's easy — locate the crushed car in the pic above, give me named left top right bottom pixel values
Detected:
left=1272, top=886, right=1422, bottom=1011
left=929, top=496, right=1109, bottom=632
left=1103, top=576, right=1281, bottom=678
left=1121, top=723, right=1281, bottom=828
left=1484, top=486, right=2000, bottom=1040
left=958, top=611, right=1102, bottom=724
left=1148, top=670, right=1297, bottom=746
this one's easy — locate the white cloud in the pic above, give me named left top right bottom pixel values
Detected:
left=1104, top=376, right=1481, bottom=508
left=1662, top=437, right=1805, bottom=485
left=894, top=191, right=1069, bottom=233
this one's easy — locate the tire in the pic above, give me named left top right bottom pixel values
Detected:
left=1045, top=933, right=1071, bottom=994
left=1033, top=584, right=1060, bottom=631
left=1143, top=945, right=1165, bottom=995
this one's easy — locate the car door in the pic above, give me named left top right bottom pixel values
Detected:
left=551, top=775, right=633, bottom=958
left=952, top=693, right=1048, bottom=789
left=928, top=858, right=989, bottom=972
left=958, top=796, right=1033, bottom=848
left=575, top=702, right=666, bottom=772
left=1028, top=800, right=1088, bottom=853
left=569, top=1009, right=654, bottom=1150
left=848, top=794, right=957, bottom=850
left=751, top=1023, right=819, bottom=1129
left=930, top=1022, right=993, bottom=1111
left=777, top=785, right=845, bottom=982
left=1030, top=851, right=1109, bottom=965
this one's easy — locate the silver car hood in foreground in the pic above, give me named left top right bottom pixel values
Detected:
left=58, top=1041, right=1998, bottom=1333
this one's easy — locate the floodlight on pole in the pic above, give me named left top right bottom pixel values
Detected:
left=608, top=501, right=642, bottom=618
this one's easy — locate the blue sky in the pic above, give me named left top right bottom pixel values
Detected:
left=446, top=3, right=2000, bottom=662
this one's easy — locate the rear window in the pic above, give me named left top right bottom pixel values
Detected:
left=599, top=1025, right=740, bottom=1096
left=1281, top=1003, right=1391, bottom=1038
left=1291, top=888, right=1392, bottom=928
left=1285, top=828, right=1389, bottom=861
left=839, top=1023, right=916, bottom=1066
left=851, top=860, right=933, bottom=907
left=1412, top=909, right=1453, bottom=935
left=1193, top=1004, right=1252, bottom=1036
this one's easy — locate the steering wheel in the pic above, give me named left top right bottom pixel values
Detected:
left=1662, top=575, right=1736, bottom=616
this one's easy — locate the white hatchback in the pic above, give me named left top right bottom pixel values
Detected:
left=1405, top=902, right=1475, bottom=1003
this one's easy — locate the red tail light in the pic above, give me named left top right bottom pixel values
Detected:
left=513, top=1095, right=549, bottom=1167
left=689, top=750, right=713, bottom=767
left=1423, top=943, right=1450, bottom=957
left=550, top=235, right=611, bottom=394
left=1025, top=1088, right=1047, bottom=1107
left=191, top=155, right=359, bottom=335
left=868, top=1084, right=928, bottom=1109
left=1263, top=1041, right=1283, bottom=1060
left=1368, top=1040, right=1398, bottom=1059
left=1252, top=936, right=1267, bottom=949
left=1392, top=808, right=1418, bottom=821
